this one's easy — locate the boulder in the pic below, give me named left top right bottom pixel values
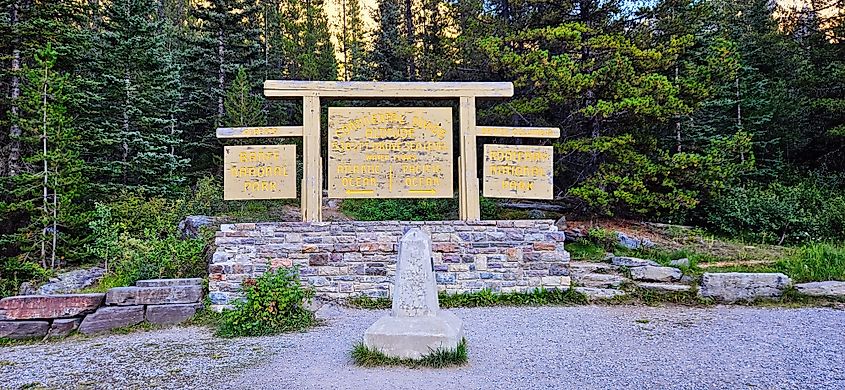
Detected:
left=145, top=303, right=202, bottom=325
left=636, top=282, right=692, bottom=292
left=0, top=294, right=104, bottom=320
left=105, top=285, right=202, bottom=306
left=78, top=306, right=144, bottom=334
left=32, top=267, right=105, bottom=295
left=669, top=258, right=690, bottom=268
left=630, top=266, right=682, bottom=282
left=574, top=287, right=626, bottom=300
left=48, top=318, right=81, bottom=338
left=136, top=278, right=203, bottom=288
left=610, top=256, right=659, bottom=267
left=794, top=281, right=845, bottom=297
left=698, top=272, right=791, bottom=302
left=178, top=215, right=218, bottom=239
left=0, top=320, right=49, bottom=339
left=616, top=232, right=654, bottom=250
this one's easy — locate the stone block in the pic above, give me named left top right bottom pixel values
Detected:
left=698, top=272, right=791, bottom=302
left=105, top=285, right=203, bottom=306
left=136, top=278, right=203, bottom=287
left=629, top=266, right=682, bottom=282
left=0, top=320, right=49, bottom=339
left=636, top=282, right=691, bottom=292
left=145, top=303, right=202, bottom=325
left=611, top=256, right=659, bottom=267
left=364, top=311, right=464, bottom=360
left=575, top=287, right=625, bottom=300
left=794, top=281, right=845, bottom=297
left=0, top=294, right=104, bottom=320
left=78, top=306, right=144, bottom=334
left=48, top=318, right=81, bottom=338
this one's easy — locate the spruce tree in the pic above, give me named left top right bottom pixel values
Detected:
left=369, top=0, right=409, bottom=81
left=224, top=66, right=266, bottom=127
left=337, top=0, right=367, bottom=80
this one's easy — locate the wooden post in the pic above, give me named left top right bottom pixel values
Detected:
left=302, top=96, right=322, bottom=222
left=459, top=96, right=480, bottom=221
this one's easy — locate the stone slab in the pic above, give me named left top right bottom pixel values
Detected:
left=574, top=287, right=626, bottom=300
left=78, top=306, right=144, bottom=334
left=136, top=278, right=203, bottom=288
left=48, top=318, right=81, bottom=338
left=0, top=294, right=104, bottom=320
left=145, top=303, right=203, bottom=325
left=0, top=320, right=49, bottom=339
left=574, top=273, right=626, bottom=288
left=698, top=272, right=791, bottom=302
left=630, top=266, right=682, bottom=282
left=105, top=285, right=202, bottom=306
left=794, top=281, right=845, bottom=297
left=611, top=256, right=659, bottom=267
left=364, top=310, right=464, bottom=360
left=636, top=282, right=692, bottom=292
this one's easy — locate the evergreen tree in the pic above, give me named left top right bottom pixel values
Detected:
left=336, top=0, right=367, bottom=80
left=224, top=66, right=265, bottom=127
left=299, top=0, right=338, bottom=80
left=369, top=0, right=408, bottom=80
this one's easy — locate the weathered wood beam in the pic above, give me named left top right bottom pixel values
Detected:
left=477, top=126, right=560, bottom=138
left=216, top=126, right=304, bottom=139
left=264, top=81, right=514, bottom=98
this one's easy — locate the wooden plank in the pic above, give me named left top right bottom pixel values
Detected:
left=459, top=96, right=481, bottom=221
left=216, top=126, right=304, bottom=139
left=326, top=107, right=453, bottom=199
left=264, top=81, right=514, bottom=98
left=223, top=145, right=297, bottom=200
left=477, top=126, right=560, bottom=138
left=302, top=96, right=322, bottom=222
left=482, top=144, right=553, bottom=200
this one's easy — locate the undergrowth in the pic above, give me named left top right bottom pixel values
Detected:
left=351, top=338, right=468, bottom=368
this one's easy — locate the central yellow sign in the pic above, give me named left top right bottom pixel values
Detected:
left=328, top=107, right=453, bottom=198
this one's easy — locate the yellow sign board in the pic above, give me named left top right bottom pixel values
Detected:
left=328, top=107, right=453, bottom=198
left=224, top=145, right=297, bottom=200
left=483, top=144, right=553, bottom=199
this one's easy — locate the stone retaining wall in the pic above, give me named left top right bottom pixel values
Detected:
left=209, top=220, right=571, bottom=309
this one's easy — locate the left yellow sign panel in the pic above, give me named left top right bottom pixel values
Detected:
left=224, top=145, right=297, bottom=200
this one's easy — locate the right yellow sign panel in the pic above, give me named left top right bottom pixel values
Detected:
left=483, top=144, right=553, bottom=200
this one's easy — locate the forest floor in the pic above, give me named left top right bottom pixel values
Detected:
left=2, top=305, right=844, bottom=390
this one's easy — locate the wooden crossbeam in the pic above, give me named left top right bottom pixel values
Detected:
left=477, top=126, right=560, bottom=138
left=216, top=126, right=304, bottom=139
left=264, top=81, right=514, bottom=98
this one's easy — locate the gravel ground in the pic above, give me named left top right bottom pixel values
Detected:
left=2, top=305, right=844, bottom=390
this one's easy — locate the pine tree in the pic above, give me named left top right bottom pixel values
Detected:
left=299, top=0, right=338, bottom=80
left=224, top=66, right=265, bottom=127
left=337, top=0, right=367, bottom=80
left=87, top=0, right=186, bottom=196
left=369, top=0, right=409, bottom=81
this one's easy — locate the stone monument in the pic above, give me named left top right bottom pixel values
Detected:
left=363, top=228, right=464, bottom=359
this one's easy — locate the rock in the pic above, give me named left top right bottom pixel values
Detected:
left=78, top=306, right=144, bottom=334
left=569, top=262, right=619, bottom=276
left=363, top=228, right=464, bottom=359
left=698, top=272, right=791, bottom=302
left=616, top=232, right=655, bottom=250
left=610, top=256, right=659, bottom=267
left=574, top=287, right=626, bottom=300
left=630, top=266, right=682, bottom=282
left=794, top=281, right=845, bottom=297
left=145, top=304, right=202, bottom=325
left=527, top=209, right=545, bottom=219
left=178, top=215, right=217, bottom=239
left=48, top=318, right=81, bottom=338
left=636, top=283, right=692, bottom=292
left=0, top=320, right=49, bottom=339
left=669, top=258, right=690, bottom=268
left=105, top=285, right=202, bottom=306
left=573, top=273, right=626, bottom=288
left=135, top=278, right=203, bottom=288
left=0, top=294, right=105, bottom=320
left=25, top=267, right=105, bottom=295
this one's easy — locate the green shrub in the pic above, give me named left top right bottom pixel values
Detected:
left=217, top=268, right=316, bottom=337
left=775, top=242, right=845, bottom=283
left=342, top=198, right=457, bottom=221
left=0, top=258, right=50, bottom=298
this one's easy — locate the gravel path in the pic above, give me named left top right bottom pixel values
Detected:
left=2, top=305, right=844, bottom=390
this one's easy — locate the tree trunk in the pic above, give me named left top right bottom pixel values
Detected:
left=41, top=60, right=49, bottom=268
left=51, top=171, right=57, bottom=269
left=217, top=28, right=225, bottom=125
left=8, top=0, right=21, bottom=176
left=341, top=0, right=349, bottom=80
left=404, top=0, right=415, bottom=80
left=122, top=68, right=130, bottom=184
left=675, top=65, right=681, bottom=153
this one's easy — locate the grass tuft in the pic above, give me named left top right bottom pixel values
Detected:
left=774, top=242, right=845, bottom=283
left=346, top=288, right=588, bottom=309
left=351, top=338, right=468, bottom=368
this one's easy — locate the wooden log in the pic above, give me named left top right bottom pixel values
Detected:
left=264, top=81, right=514, bottom=98
left=459, top=96, right=481, bottom=220
left=477, top=126, right=560, bottom=138
left=302, top=96, right=322, bottom=222
left=216, top=126, right=304, bottom=139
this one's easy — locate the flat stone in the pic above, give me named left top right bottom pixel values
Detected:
left=136, top=278, right=203, bottom=287
left=0, top=321, right=49, bottom=339
left=669, top=258, right=690, bottom=268
left=78, top=306, right=144, bottom=334
left=105, top=285, right=202, bottom=306
left=364, top=310, right=464, bottom=360
left=0, top=294, right=104, bottom=320
left=569, top=262, right=619, bottom=276
left=794, top=281, right=845, bottom=297
left=573, top=273, right=626, bottom=288
left=630, top=266, right=682, bottom=282
left=637, top=282, right=692, bottom=292
left=574, top=287, right=626, bottom=300
left=610, top=256, right=659, bottom=267
left=145, top=304, right=202, bottom=325
left=698, top=272, right=791, bottom=302
left=48, top=318, right=81, bottom=338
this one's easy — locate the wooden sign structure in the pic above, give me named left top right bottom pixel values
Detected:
left=223, top=145, right=297, bottom=200
left=328, top=107, right=453, bottom=198
left=483, top=145, right=554, bottom=200
left=216, top=81, right=559, bottom=222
